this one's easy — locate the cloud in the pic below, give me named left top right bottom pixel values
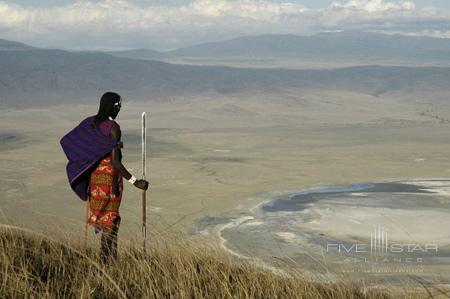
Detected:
left=316, top=1, right=450, bottom=35
left=189, top=0, right=306, bottom=20
left=0, top=0, right=449, bottom=50
left=329, top=0, right=415, bottom=13
left=0, top=0, right=308, bottom=49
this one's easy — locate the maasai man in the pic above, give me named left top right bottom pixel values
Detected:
left=60, top=92, right=149, bottom=263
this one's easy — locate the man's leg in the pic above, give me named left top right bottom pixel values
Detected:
left=100, top=230, right=111, bottom=264
left=110, top=217, right=120, bottom=260
left=100, top=218, right=120, bottom=263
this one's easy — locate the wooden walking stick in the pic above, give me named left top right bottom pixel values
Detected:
left=83, top=198, right=89, bottom=253
left=141, top=112, right=147, bottom=253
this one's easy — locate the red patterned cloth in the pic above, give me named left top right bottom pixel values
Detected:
left=88, top=154, right=123, bottom=234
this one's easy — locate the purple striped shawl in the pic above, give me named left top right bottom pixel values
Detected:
left=60, top=115, right=121, bottom=201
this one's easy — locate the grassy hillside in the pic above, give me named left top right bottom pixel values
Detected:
left=0, top=225, right=431, bottom=299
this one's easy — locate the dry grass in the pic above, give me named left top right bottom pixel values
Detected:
left=0, top=225, right=430, bottom=299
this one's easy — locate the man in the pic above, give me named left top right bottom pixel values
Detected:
left=60, top=92, right=149, bottom=263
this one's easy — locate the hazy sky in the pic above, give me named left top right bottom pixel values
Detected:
left=1, top=0, right=450, bottom=50
left=8, top=0, right=450, bottom=9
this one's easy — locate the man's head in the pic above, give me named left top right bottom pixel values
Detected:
left=97, top=92, right=122, bottom=122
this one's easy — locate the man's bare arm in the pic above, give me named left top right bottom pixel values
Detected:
left=110, top=122, right=149, bottom=190
left=110, top=122, right=133, bottom=180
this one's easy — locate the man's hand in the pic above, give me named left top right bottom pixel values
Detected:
left=134, top=179, right=149, bottom=190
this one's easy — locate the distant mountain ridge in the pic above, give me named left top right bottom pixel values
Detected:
left=1, top=37, right=450, bottom=107
left=7, top=31, right=450, bottom=64
left=106, top=48, right=166, bottom=60
left=100, top=31, right=450, bottom=66
left=166, top=31, right=450, bottom=63
left=0, top=39, right=35, bottom=51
